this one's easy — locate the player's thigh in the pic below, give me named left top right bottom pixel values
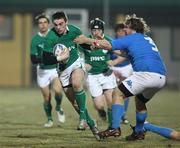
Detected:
left=60, top=57, right=85, bottom=88
left=140, top=86, right=164, bottom=104
left=103, top=89, right=113, bottom=107
left=135, top=95, right=147, bottom=111
left=71, top=68, right=85, bottom=88
left=93, top=95, right=106, bottom=109
left=52, top=77, right=62, bottom=94
left=40, top=86, right=51, bottom=101
left=63, top=86, right=76, bottom=105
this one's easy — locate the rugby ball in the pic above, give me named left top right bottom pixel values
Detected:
left=53, top=43, right=67, bottom=57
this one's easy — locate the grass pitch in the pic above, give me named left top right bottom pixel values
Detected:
left=0, top=88, right=180, bottom=148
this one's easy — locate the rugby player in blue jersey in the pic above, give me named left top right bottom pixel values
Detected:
left=108, top=23, right=133, bottom=124
left=74, top=14, right=180, bottom=141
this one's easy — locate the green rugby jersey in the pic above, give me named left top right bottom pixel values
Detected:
left=44, top=24, right=82, bottom=71
left=30, top=31, right=57, bottom=69
left=80, top=35, right=111, bottom=75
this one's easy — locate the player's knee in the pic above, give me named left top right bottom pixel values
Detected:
left=42, top=93, right=51, bottom=101
left=112, top=88, right=124, bottom=104
left=54, top=89, right=62, bottom=96
left=94, top=102, right=104, bottom=110
left=72, top=83, right=83, bottom=92
left=171, top=131, right=180, bottom=140
left=44, top=97, right=51, bottom=103
left=113, top=87, right=124, bottom=96
left=106, top=99, right=112, bottom=108
left=53, top=85, right=62, bottom=93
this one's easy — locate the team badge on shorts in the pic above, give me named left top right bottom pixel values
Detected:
left=125, top=80, right=132, bottom=88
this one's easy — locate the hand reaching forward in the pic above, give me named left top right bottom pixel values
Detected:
left=74, top=35, right=91, bottom=44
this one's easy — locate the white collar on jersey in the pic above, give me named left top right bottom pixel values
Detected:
left=63, top=26, right=69, bottom=35
left=38, top=29, right=50, bottom=37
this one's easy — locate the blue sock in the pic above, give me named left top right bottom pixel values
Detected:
left=144, top=122, right=173, bottom=138
left=135, top=112, right=147, bottom=133
left=124, top=98, right=129, bottom=112
left=122, top=98, right=129, bottom=119
left=111, top=104, right=124, bottom=129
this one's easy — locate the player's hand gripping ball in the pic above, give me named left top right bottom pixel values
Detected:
left=53, top=44, right=69, bottom=62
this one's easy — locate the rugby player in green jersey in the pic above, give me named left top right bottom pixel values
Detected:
left=42, top=11, right=100, bottom=140
left=79, top=18, right=117, bottom=129
left=30, top=14, right=65, bottom=128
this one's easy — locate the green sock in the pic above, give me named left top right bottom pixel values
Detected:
left=107, top=108, right=112, bottom=128
left=55, top=94, right=63, bottom=111
left=85, top=109, right=95, bottom=129
left=43, top=102, right=52, bottom=121
left=75, top=90, right=86, bottom=120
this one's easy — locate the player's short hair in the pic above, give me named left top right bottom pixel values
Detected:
left=35, top=13, right=50, bottom=24
left=114, top=23, right=125, bottom=33
left=52, top=11, right=68, bottom=22
left=125, top=14, right=150, bottom=34
left=90, top=18, right=105, bottom=31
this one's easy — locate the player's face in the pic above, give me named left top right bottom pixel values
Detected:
left=38, top=18, right=49, bottom=33
left=123, top=24, right=134, bottom=35
left=91, top=29, right=103, bottom=39
left=53, top=18, right=67, bottom=35
left=116, top=29, right=126, bottom=38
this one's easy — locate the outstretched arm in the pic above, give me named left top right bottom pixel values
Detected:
left=107, top=56, right=126, bottom=66
left=74, top=35, right=112, bottom=50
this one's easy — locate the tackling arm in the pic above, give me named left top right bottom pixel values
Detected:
left=79, top=43, right=91, bottom=50
left=42, top=48, right=70, bottom=65
left=42, top=51, right=58, bottom=65
left=107, top=56, right=126, bottom=66
left=74, top=35, right=112, bottom=50
left=30, top=55, right=42, bottom=64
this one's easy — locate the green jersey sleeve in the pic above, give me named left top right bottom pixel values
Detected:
left=30, top=36, right=39, bottom=56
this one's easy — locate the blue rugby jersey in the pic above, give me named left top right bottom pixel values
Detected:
left=111, top=33, right=166, bottom=75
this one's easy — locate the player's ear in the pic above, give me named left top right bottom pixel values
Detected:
left=65, top=20, right=68, bottom=25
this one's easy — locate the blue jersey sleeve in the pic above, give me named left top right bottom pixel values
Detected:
left=110, top=33, right=166, bottom=75
left=111, top=36, right=131, bottom=51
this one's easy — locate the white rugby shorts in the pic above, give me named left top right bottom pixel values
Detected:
left=86, top=73, right=117, bottom=97
left=122, top=71, right=166, bottom=100
left=112, top=64, right=133, bottom=78
left=59, top=57, right=85, bottom=87
left=37, top=67, right=58, bottom=88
